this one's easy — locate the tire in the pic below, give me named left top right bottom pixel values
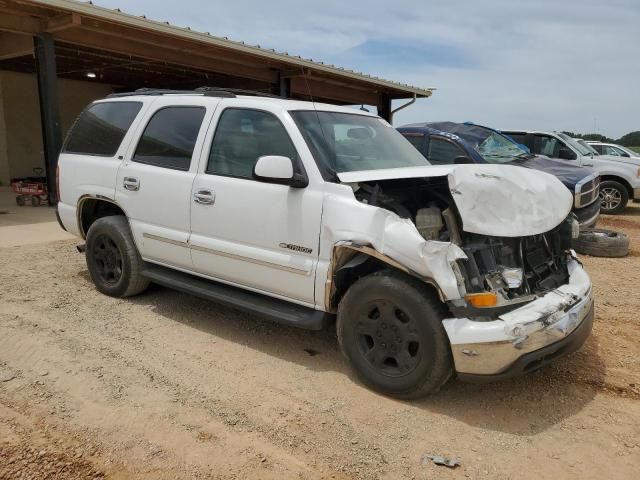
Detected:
left=599, top=180, right=629, bottom=214
left=337, top=270, right=453, bottom=399
left=573, top=228, right=629, bottom=258
left=16, top=195, right=25, bottom=206
left=85, top=215, right=149, bottom=297
left=30, top=195, right=40, bottom=207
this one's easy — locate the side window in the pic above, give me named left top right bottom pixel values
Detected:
left=401, top=133, right=426, bottom=155
left=63, top=101, right=142, bottom=156
left=504, top=132, right=526, bottom=145
left=207, top=108, right=297, bottom=179
left=591, top=144, right=604, bottom=154
left=534, top=134, right=561, bottom=157
left=132, top=106, right=206, bottom=171
left=427, top=137, right=466, bottom=165
left=603, top=145, right=622, bottom=156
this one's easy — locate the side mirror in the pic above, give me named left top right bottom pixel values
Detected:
left=253, top=155, right=308, bottom=188
left=558, top=147, right=576, bottom=160
left=454, top=155, right=474, bottom=165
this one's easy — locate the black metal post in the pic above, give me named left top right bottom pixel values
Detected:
left=377, top=93, right=392, bottom=123
left=279, top=74, right=291, bottom=98
left=34, top=33, right=62, bottom=205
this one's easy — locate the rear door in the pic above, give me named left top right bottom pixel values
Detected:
left=189, top=104, right=323, bottom=306
left=115, top=97, right=217, bottom=269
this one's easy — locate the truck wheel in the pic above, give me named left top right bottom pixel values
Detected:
left=16, top=195, right=25, bottom=206
left=599, top=180, right=628, bottom=214
left=85, top=215, right=149, bottom=297
left=573, top=228, right=629, bottom=257
left=337, top=271, right=453, bottom=399
left=30, top=195, right=40, bottom=207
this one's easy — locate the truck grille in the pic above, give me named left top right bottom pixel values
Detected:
left=575, top=175, right=600, bottom=208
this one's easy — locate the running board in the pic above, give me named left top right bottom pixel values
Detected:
left=141, top=263, right=330, bottom=330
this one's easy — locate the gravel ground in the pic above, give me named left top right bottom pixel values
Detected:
left=1, top=205, right=639, bottom=479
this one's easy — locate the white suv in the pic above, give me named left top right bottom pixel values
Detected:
left=502, top=130, right=640, bottom=214
left=57, top=89, right=594, bottom=398
left=586, top=141, right=640, bottom=159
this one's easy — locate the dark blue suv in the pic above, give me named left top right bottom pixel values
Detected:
left=397, top=122, right=601, bottom=227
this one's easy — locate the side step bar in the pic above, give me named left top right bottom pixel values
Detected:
left=141, top=263, right=330, bottom=331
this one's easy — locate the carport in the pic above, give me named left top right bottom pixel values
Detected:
left=0, top=0, right=434, bottom=203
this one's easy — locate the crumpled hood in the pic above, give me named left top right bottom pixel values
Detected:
left=508, top=155, right=592, bottom=189
left=337, top=164, right=573, bottom=237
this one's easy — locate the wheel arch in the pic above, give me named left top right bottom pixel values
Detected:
left=600, top=175, right=633, bottom=199
left=325, top=243, right=445, bottom=314
left=76, top=195, right=129, bottom=239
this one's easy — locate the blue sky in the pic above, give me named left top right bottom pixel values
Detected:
left=95, top=0, right=640, bottom=138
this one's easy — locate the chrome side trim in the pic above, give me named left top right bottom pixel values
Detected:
left=190, top=244, right=310, bottom=275
left=142, top=232, right=188, bottom=247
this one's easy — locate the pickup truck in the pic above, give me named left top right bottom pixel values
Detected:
left=502, top=130, right=640, bottom=214
left=56, top=89, right=594, bottom=398
left=397, top=122, right=601, bottom=227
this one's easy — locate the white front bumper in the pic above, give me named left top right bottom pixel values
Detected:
left=443, top=259, right=593, bottom=375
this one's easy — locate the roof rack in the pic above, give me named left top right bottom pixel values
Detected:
left=107, top=87, right=283, bottom=99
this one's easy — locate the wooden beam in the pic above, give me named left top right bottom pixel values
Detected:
left=290, top=76, right=378, bottom=105
left=45, top=12, right=81, bottom=33
left=53, top=26, right=278, bottom=84
left=0, top=11, right=40, bottom=34
left=0, top=31, right=33, bottom=59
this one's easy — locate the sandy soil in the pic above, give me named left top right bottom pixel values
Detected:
left=1, top=206, right=639, bottom=479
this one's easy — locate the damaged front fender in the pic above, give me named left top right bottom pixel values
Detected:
left=321, top=189, right=468, bottom=310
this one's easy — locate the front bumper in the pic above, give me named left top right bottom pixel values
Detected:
left=443, top=259, right=593, bottom=377
left=574, top=199, right=600, bottom=228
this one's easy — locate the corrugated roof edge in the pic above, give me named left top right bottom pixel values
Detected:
left=25, top=0, right=435, bottom=98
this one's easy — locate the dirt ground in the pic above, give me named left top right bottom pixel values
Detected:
left=1, top=206, right=639, bottom=479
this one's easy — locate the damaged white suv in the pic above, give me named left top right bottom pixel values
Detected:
left=56, top=89, right=594, bottom=398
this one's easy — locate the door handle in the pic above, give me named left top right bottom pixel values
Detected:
left=123, top=176, right=140, bottom=191
left=583, top=163, right=594, bottom=167
left=194, top=189, right=215, bottom=205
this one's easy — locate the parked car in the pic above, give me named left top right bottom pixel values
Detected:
left=501, top=130, right=640, bottom=214
left=56, top=89, right=593, bottom=398
left=586, top=141, right=640, bottom=159
left=397, top=122, right=600, bottom=227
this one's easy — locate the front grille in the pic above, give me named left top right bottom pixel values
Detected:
left=575, top=175, right=600, bottom=208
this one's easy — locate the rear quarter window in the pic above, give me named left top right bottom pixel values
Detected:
left=63, top=101, right=142, bottom=156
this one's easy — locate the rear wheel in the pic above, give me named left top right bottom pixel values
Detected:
left=599, top=180, right=628, bottom=214
left=85, top=215, right=149, bottom=297
left=337, top=271, right=453, bottom=399
left=15, top=195, right=25, bottom=206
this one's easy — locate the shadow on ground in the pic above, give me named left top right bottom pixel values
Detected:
left=123, top=282, right=606, bottom=436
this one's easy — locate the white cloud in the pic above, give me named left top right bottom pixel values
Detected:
left=95, top=0, right=640, bottom=137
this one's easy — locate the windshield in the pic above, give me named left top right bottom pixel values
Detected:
left=557, top=133, right=593, bottom=156
left=289, top=111, right=430, bottom=174
left=473, top=132, right=528, bottom=163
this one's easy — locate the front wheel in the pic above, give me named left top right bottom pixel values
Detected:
left=599, top=180, right=629, bottom=214
left=337, top=271, right=453, bottom=399
left=85, top=215, right=149, bottom=297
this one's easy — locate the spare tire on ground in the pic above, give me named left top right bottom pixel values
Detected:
left=573, top=228, right=630, bottom=258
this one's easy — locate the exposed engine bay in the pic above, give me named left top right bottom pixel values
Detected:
left=352, top=177, right=575, bottom=301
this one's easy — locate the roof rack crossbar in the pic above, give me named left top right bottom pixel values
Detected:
left=107, top=87, right=283, bottom=99
left=107, top=88, right=236, bottom=98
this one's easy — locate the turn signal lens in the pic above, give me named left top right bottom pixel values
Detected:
left=465, top=292, right=498, bottom=308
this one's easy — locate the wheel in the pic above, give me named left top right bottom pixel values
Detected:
left=573, top=228, right=629, bottom=258
left=599, top=180, right=629, bottom=214
left=16, top=195, right=26, bottom=206
left=30, top=195, right=40, bottom=207
left=85, top=215, right=149, bottom=297
left=337, top=270, right=453, bottom=399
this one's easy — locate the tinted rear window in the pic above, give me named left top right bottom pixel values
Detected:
left=63, top=102, right=142, bottom=156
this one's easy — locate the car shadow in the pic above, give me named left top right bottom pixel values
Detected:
left=123, top=282, right=606, bottom=436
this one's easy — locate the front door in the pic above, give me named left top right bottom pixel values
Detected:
left=116, top=98, right=216, bottom=269
left=189, top=107, right=322, bottom=306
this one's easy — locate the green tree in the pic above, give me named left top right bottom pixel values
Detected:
left=617, top=131, right=640, bottom=146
